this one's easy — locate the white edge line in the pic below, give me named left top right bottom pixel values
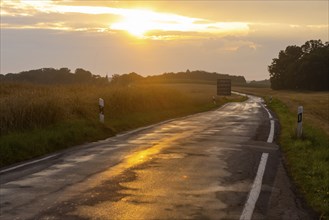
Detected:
left=240, top=153, right=269, bottom=220
left=261, top=103, right=274, bottom=143
left=267, top=120, right=275, bottom=143
left=0, top=154, right=59, bottom=174
left=262, top=103, right=273, bottom=119
left=265, top=108, right=273, bottom=119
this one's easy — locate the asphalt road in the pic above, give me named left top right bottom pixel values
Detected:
left=0, top=95, right=313, bottom=220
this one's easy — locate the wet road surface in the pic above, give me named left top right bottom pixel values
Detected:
left=0, top=95, right=313, bottom=219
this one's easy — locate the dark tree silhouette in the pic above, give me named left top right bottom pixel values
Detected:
left=110, top=70, right=246, bottom=85
left=74, top=68, right=93, bottom=82
left=1, top=68, right=108, bottom=85
left=269, top=40, right=329, bottom=90
left=111, top=72, right=143, bottom=85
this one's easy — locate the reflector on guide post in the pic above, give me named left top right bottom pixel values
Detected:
left=217, top=79, right=231, bottom=96
left=297, top=106, right=303, bottom=138
left=99, top=98, right=104, bottom=123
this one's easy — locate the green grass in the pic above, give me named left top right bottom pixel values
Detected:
left=233, top=86, right=329, bottom=136
left=267, top=97, right=329, bottom=219
left=0, top=120, right=114, bottom=166
left=231, top=85, right=329, bottom=220
left=0, top=82, right=246, bottom=168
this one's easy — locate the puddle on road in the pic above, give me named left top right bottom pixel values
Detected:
left=66, top=154, right=96, bottom=163
left=206, top=146, right=241, bottom=154
left=154, top=153, right=186, bottom=160
left=183, top=183, right=249, bottom=195
left=53, top=164, right=75, bottom=169
left=32, top=168, right=60, bottom=177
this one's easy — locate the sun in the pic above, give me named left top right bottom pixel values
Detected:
left=109, top=9, right=195, bottom=38
left=109, top=9, right=158, bottom=37
left=110, top=16, right=154, bottom=37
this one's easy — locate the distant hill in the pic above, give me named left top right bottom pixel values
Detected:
left=0, top=68, right=108, bottom=85
left=111, top=70, right=247, bottom=86
left=247, top=79, right=271, bottom=88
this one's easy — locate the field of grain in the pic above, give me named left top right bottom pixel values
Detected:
left=0, top=82, right=245, bottom=167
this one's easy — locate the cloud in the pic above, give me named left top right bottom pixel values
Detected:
left=1, top=0, right=328, bottom=80
left=1, top=0, right=250, bottom=39
left=306, top=24, right=329, bottom=29
left=199, top=37, right=261, bottom=54
left=2, top=0, right=326, bottom=42
left=1, top=0, right=53, bottom=16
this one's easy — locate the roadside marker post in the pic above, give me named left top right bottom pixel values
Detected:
left=99, top=98, right=105, bottom=123
left=297, top=106, right=303, bottom=138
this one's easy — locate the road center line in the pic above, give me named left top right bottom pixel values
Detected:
left=240, top=153, right=269, bottom=220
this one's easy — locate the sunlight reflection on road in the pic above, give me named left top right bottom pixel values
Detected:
left=124, top=133, right=187, bottom=168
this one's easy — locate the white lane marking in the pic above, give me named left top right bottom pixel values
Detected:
left=240, top=153, right=269, bottom=220
left=264, top=107, right=273, bottom=119
left=261, top=104, right=274, bottom=143
left=267, top=120, right=275, bottom=143
left=0, top=154, right=59, bottom=174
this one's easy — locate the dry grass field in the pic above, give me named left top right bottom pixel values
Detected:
left=233, top=86, right=329, bottom=136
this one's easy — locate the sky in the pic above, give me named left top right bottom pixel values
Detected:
left=0, top=0, right=328, bottom=80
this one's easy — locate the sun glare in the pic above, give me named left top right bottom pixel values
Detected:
left=110, top=13, right=154, bottom=37
left=109, top=9, right=249, bottom=39
left=2, top=1, right=249, bottom=39
left=109, top=9, right=199, bottom=38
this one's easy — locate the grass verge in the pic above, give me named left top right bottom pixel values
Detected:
left=268, top=98, right=329, bottom=219
left=0, top=120, right=114, bottom=166
left=234, top=87, right=329, bottom=219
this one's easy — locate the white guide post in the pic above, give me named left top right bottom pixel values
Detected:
left=297, top=106, right=303, bottom=138
left=99, top=98, right=105, bottom=123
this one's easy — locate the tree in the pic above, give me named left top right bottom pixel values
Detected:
left=2, top=67, right=109, bottom=85
left=74, top=68, right=93, bottom=82
left=110, top=72, right=143, bottom=85
left=301, top=39, right=324, bottom=54
left=269, top=40, right=329, bottom=90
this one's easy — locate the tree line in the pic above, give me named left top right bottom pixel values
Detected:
left=111, top=70, right=247, bottom=86
left=269, top=39, right=329, bottom=90
left=1, top=68, right=247, bottom=87
left=0, top=68, right=109, bottom=85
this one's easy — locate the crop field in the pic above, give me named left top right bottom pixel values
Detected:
left=234, top=86, right=329, bottom=219
left=0, top=82, right=245, bottom=167
left=233, top=86, right=329, bottom=136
